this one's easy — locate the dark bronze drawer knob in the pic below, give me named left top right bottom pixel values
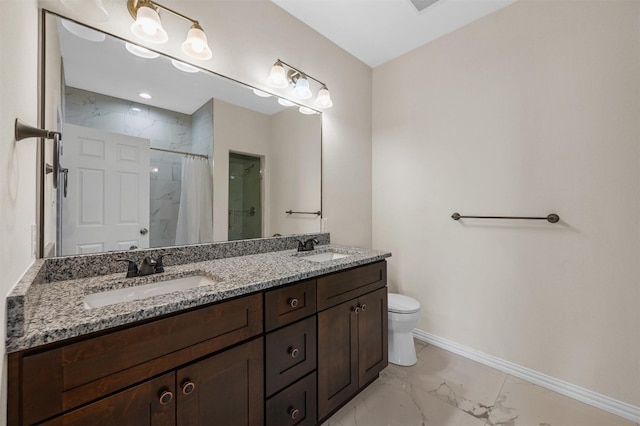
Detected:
left=288, top=346, right=299, bottom=358
left=352, top=305, right=360, bottom=315
left=181, top=380, right=196, bottom=395
left=360, top=303, right=367, bottom=312
left=288, top=298, right=299, bottom=308
left=289, top=408, right=300, bottom=420
left=158, top=390, right=173, bottom=405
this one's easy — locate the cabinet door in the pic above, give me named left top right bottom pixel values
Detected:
left=176, top=338, right=264, bottom=426
left=40, top=372, right=175, bottom=426
left=358, top=287, right=388, bottom=386
left=317, top=299, right=359, bottom=420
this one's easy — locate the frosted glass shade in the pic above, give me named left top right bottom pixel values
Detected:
left=131, top=5, right=168, bottom=44
left=293, top=75, right=312, bottom=99
left=314, top=86, right=333, bottom=108
left=182, top=24, right=212, bottom=60
left=267, top=63, right=289, bottom=89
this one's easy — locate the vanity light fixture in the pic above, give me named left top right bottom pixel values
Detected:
left=265, top=59, right=333, bottom=108
left=127, top=0, right=213, bottom=60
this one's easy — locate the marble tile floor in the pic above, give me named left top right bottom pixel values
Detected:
left=322, top=339, right=637, bottom=426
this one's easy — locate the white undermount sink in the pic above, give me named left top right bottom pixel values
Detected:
left=84, top=275, right=217, bottom=309
left=300, top=252, right=350, bottom=262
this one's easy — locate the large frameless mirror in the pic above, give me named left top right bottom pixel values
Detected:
left=40, top=11, right=322, bottom=257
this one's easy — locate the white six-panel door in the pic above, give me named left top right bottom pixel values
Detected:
left=61, top=124, right=150, bottom=255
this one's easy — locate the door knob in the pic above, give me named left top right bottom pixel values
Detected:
left=140, top=227, right=148, bottom=235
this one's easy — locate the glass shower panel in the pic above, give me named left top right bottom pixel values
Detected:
left=228, top=153, right=262, bottom=241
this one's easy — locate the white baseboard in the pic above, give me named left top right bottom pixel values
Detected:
left=412, top=329, right=640, bottom=424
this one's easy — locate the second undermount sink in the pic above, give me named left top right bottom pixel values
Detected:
left=300, top=251, right=350, bottom=262
left=84, top=275, right=217, bottom=309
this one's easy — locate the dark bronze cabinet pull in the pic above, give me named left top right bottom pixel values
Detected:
left=352, top=305, right=360, bottom=315
left=288, top=298, right=299, bottom=308
left=158, top=390, right=173, bottom=405
left=181, top=380, right=196, bottom=395
left=288, top=346, right=299, bottom=358
left=359, top=303, right=367, bottom=312
left=289, top=408, right=300, bottom=420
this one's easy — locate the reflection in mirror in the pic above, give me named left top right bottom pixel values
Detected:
left=41, top=12, right=322, bottom=257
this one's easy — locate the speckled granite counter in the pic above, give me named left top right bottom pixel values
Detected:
left=6, top=244, right=391, bottom=353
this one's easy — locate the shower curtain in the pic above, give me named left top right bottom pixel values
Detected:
left=175, top=156, right=214, bottom=245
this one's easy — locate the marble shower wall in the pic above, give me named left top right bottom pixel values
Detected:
left=64, top=87, right=213, bottom=248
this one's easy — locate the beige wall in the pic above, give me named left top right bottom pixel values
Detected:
left=269, top=109, right=322, bottom=236
left=373, top=0, right=640, bottom=406
left=212, top=99, right=270, bottom=240
left=0, top=0, right=40, bottom=422
left=40, top=0, right=373, bottom=248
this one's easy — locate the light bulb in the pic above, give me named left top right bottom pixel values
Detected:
left=131, top=4, right=168, bottom=44
left=182, top=23, right=212, bottom=60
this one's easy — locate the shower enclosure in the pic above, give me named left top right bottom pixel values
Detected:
left=228, top=153, right=262, bottom=240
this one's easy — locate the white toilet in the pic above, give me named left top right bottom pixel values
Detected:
left=387, top=293, right=422, bottom=366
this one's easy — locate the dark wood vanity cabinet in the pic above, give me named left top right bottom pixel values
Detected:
left=8, top=261, right=388, bottom=426
left=264, top=281, right=318, bottom=425
left=317, top=262, right=388, bottom=421
left=9, top=294, right=263, bottom=426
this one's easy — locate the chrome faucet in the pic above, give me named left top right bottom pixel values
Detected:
left=297, top=238, right=319, bottom=252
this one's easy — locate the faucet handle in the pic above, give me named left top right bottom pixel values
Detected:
left=155, top=253, right=172, bottom=273
left=116, top=259, right=139, bottom=278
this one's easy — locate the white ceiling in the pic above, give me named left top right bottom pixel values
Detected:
left=271, top=0, right=518, bottom=68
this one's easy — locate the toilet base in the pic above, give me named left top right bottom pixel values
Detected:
left=388, top=329, right=417, bottom=366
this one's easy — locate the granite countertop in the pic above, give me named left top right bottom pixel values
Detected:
left=6, top=244, right=391, bottom=353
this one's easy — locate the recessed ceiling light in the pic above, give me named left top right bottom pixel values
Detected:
left=60, top=19, right=106, bottom=42
left=252, top=89, right=272, bottom=98
left=171, top=59, right=199, bottom=73
left=125, top=42, right=159, bottom=59
left=139, top=92, right=152, bottom=99
left=278, top=98, right=295, bottom=107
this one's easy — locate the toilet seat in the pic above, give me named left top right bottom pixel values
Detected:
left=388, top=293, right=420, bottom=314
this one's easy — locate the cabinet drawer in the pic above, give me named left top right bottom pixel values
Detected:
left=266, top=373, right=317, bottom=426
left=265, top=279, right=316, bottom=331
left=266, top=316, right=316, bottom=396
left=317, top=261, right=386, bottom=311
left=20, top=293, right=263, bottom=425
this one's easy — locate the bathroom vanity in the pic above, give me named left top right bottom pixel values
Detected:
left=6, top=238, right=390, bottom=425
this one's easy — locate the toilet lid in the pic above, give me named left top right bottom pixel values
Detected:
left=388, top=293, right=421, bottom=313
